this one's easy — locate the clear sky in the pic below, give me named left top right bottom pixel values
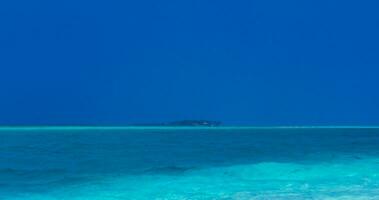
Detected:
left=0, top=0, right=378, bottom=125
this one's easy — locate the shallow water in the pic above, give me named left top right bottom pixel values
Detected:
left=1, top=128, right=379, bottom=199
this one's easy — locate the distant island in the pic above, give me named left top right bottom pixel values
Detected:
left=132, top=120, right=222, bottom=127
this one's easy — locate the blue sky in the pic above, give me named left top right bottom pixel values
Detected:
left=0, top=0, right=378, bottom=125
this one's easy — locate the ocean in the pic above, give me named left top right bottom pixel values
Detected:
left=1, top=127, right=379, bottom=199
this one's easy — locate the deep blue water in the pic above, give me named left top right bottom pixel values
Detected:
left=1, top=128, right=379, bottom=199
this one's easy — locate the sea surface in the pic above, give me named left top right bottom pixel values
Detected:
left=1, top=127, right=379, bottom=200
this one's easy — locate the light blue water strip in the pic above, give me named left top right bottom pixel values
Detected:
left=0, top=126, right=378, bottom=131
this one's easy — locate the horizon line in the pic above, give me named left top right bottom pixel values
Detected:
left=0, top=125, right=379, bottom=131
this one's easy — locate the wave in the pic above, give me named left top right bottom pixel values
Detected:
left=142, top=166, right=195, bottom=175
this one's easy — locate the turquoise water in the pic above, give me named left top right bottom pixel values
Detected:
left=1, top=127, right=379, bottom=199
